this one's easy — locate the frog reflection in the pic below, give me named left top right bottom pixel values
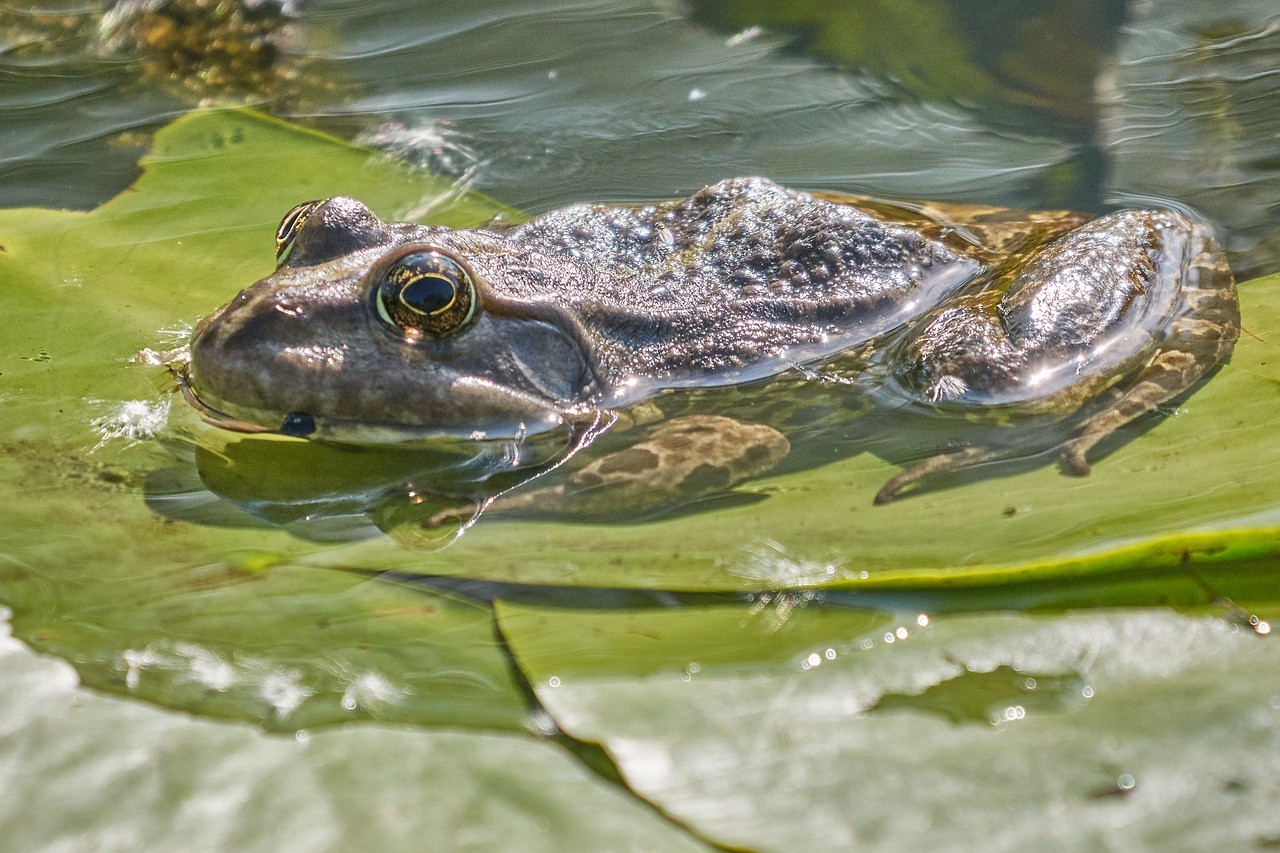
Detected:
left=178, top=179, right=1238, bottom=530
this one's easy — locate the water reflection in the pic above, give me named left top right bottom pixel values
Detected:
left=163, top=368, right=1120, bottom=549
left=1102, top=0, right=1280, bottom=278
left=5, top=0, right=1277, bottom=275
left=869, top=663, right=1092, bottom=726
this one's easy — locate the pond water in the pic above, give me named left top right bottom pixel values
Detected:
left=2, top=1, right=1280, bottom=849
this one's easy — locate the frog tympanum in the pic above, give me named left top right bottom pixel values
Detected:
left=179, top=178, right=1238, bottom=527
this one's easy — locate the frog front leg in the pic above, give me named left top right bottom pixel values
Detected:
left=876, top=210, right=1239, bottom=503
left=424, top=415, right=790, bottom=525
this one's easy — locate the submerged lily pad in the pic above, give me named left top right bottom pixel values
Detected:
left=306, top=271, right=1280, bottom=594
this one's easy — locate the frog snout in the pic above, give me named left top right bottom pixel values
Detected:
left=188, top=285, right=335, bottom=417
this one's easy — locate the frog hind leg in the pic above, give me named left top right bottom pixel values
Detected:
left=876, top=213, right=1238, bottom=504
left=1061, top=233, right=1238, bottom=474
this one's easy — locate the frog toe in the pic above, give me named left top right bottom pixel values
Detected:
left=1061, top=441, right=1093, bottom=477
left=874, top=445, right=1002, bottom=504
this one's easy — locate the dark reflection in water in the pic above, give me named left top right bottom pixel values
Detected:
left=1102, top=1, right=1280, bottom=279
left=2, top=0, right=1276, bottom=273
left=688, top=0, right=1128, bottom=209
left=0, top=0, right=332, bottom=208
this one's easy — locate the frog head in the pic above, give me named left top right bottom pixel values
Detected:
left=186, top=197, right=602, bottom=442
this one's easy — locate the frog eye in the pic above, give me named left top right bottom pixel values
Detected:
left=374, top=249, right=479, bottom=338
left=274, top=200, right=324, bottom=265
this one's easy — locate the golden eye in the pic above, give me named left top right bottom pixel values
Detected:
left=375, top=249, right=479, bottom=338
left=275, top=200, right=324, bottom=265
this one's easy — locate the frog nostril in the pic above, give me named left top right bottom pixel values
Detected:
left=281, top=411, right=317, bottom=437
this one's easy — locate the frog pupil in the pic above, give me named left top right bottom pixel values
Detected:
left=400, top=274, right=456, bottom=315
left=375, top=248, right=478, bottom=338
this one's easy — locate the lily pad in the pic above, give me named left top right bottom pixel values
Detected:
left=0, top=614, right=710, bottom=852
left=498, top=599, right=1280, bottom=851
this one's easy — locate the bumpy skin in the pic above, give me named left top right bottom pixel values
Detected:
left=186, top=178, right=1238, bottom=506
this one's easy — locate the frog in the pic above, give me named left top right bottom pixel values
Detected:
left=179, top=177, right=1238, bottom=523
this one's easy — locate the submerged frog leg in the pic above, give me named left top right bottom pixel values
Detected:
left=424, top=415, right=789, bottom=525
left=874, top=446, right=1006, bottom=505
left=1062, top=236, right=1239, bottom=474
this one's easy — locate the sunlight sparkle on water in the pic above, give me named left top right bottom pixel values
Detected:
left=93, top=398, right=170, bottom=446
left=731, top=539, right=848, bottom=585
left=260, top=669, right=313, bottom=718
left=524, top=709, right=558, bottom=736
left=992, top=705, right=1027, bottom=725
left=119, top=646, right=163, bottom=691
left=725, top=26, right=762, bottom=46
left=748, top=589, right=817, bottom=628
left=800, top=648, right=839, bottom=671
left=340, top=671, right=408, bottom=711
left=113, top=639, right=421, bottom=720
left=174, top=642, right=236, bottom=692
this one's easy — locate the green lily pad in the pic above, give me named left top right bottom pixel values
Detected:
left=497, top=599, right=1280, bottom=850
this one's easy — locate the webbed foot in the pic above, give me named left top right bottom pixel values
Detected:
left=879, top=213, right=1238, bottom=504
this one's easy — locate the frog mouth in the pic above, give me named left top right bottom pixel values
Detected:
left=175, top=361, right=576, bottom=443
left=173, top=363, right=277, bottom=435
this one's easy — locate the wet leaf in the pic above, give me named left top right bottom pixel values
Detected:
left=0, top=618, right=709, bottom=852
left=498, top=599, right=1280, bottom=851
left=2, top=107, right=1278, bottom=632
